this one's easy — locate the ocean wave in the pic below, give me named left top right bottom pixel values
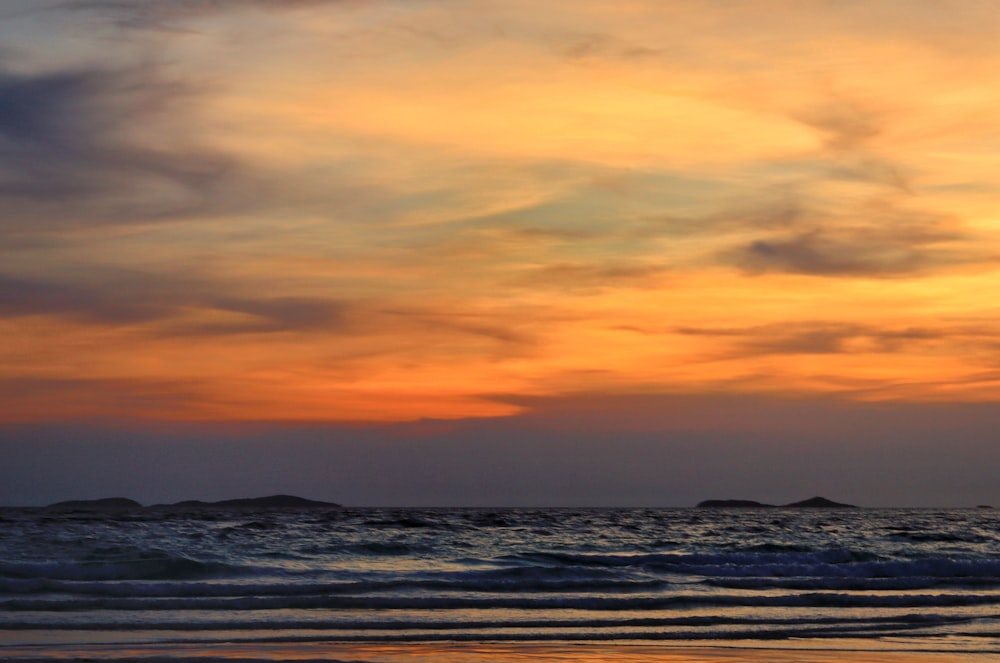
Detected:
left=0, top=611, right=963, bottom=632
left=0, top=575, right=663, bottom=598
left=6, top=551, right=1000, bottom=601
left=706, top=575, right=1000, bottom=591
left=4, top=507, right=1000, bottom=649
left=503, top=551, right=1000, bottom=581
left=24, top=623, right=982, bottom=645
left=506, top=548, right=875, bottom=568
left=6, top=591, right=1000, bottom=612
left=0, top=553, right=241, bottom=582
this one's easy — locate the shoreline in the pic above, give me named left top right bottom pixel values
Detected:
left=1, top=640, right=996, bottom=663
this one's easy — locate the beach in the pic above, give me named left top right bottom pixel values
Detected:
left=1, top=641, right=995, bottom=663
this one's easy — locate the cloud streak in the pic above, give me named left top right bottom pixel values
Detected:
left=677, top=322, right=944, bottom=356
left=65, top=0, right=355, bottom=30
left=0, top=61, right=250, bottom=235
left=0, top=269, right=359, bottom=334
left=732, top=229, right=928, bottom=277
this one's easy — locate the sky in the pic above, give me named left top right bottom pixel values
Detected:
left=3, top=0, right=1000, bottom=507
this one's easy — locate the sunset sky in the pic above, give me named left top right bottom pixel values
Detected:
left=4, top=0, right=1000, bottom=507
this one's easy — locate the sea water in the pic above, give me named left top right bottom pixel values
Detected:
left=1, top=506, right=999, bottom=655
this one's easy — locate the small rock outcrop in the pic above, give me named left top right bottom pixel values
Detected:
left=43, top=495, right=341, bottom=511
left=209, top=495, right=339, bottom=509
left=45, top=497, right=142, bottom=511
left=785, top=496, right=856, bottom=508
left=697, top=496, right=858, bottom=508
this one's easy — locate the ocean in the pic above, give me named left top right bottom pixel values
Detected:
left=2, top=505, right=1000, bottom=659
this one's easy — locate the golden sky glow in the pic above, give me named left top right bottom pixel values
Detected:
left=4, top=0, right=1000, bottom=423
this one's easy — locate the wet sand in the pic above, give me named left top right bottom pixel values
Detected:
left=1, top=641, right=996, bottom=663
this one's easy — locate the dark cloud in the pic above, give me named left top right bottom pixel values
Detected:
left=727, top=224, right=961, bottom=277
left=731, top=230, right=927, bottom=276
left=700, top=100, right=974, bottom=277
left=677, top=322, right=944, bottom=356
left=511, top=262, right=668, bottom=292
left=379, top=306, right=533, bottom=350
left=0, top=271, right=356, bottom=334
left=161, top=297, right=358, bottom=337
left=0, top=62, right=248, bottom=233
left=722, top=197, right=967, bottom=277
left=0, top=270, right=532, bottom=351
left=211, top=297, right=351, bottom=332
left=66, top=0, right=357, bottom=30
left=0, top=273, right=178, bottom=324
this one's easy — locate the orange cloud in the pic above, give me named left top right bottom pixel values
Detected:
left=4, top=1, right=1000, bottom=423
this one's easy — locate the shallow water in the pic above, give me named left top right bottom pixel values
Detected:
left=2, top=507, right=999, bottom=654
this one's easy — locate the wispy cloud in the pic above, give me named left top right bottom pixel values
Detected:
left=709, top=96, right=979, bottom=277
left=0, top=376, right=210, bottom=421
left=0, top=62, right=246, bottom=234
left=0, top=273, right=178, bottom=324
left=677, top=322, right=944, bottom=356
left=65, top=0, right=357, bottom=30
left=510, top=262, right=668, bottom=292
left=558, top=32, right=660, bottom=61
left=727, top=225, right=952, bottom=278
left=0, top=269, right=355, bottom=334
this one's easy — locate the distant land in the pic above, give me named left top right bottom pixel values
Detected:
left=44, top=497, right=143, bottom=511
left=696, top=496, right=858, bottom=508
left=42, top=494, right=340, bottom=510
left=6, top=496, right=992, bottom=509
left=153, top=495, right=340, bottom=509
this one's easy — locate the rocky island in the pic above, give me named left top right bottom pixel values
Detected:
left=164, top=495, right=340, bottom=509
left=697, top=496, right=857, bottom=508
left=44, top=495, right=340, bottom=510
left=44, top=497, right=143, bottom=511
